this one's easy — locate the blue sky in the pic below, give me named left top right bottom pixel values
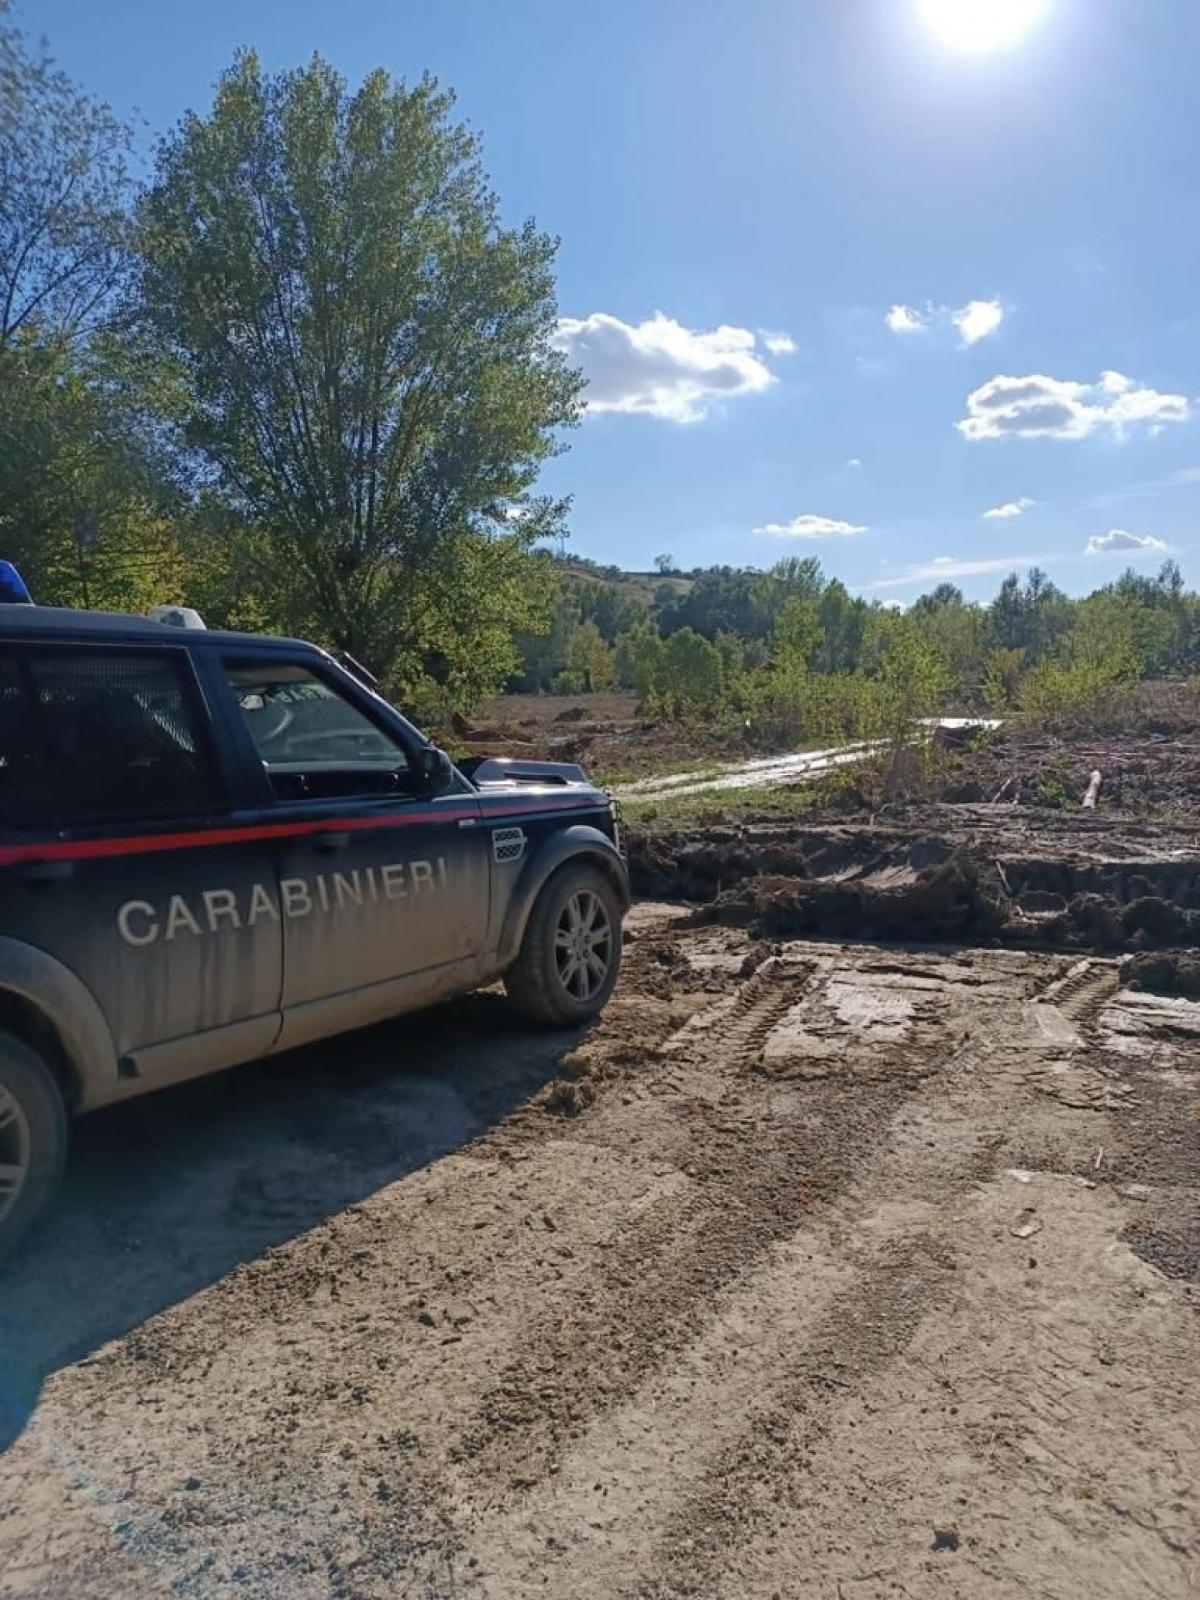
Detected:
left=30, top=0, right=1200, bottom=597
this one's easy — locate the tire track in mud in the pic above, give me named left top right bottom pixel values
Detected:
left=446, top=954, right=973, bottom=1511
left=448, top=947, right=1079, bottom=1596
left=622, top=1233, right=955, bottom=1600
left=603, top=966, right=1130, bottom=1599
left=454, top=1204, right=950, bottom=1599
left=714, top=957, right=821, bottom=1062
left=1038, top=957, right=1122, bottom=1027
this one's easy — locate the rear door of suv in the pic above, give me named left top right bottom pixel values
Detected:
left=208, top=649, right=490, bottom=1049
left=0, top=639, right=284, bottom=1088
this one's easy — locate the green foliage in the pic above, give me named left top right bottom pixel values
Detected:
left=1032, top=753, right=1074, bottom=810
left=638, top=627, right=723, bottom=716
left=564, top=619, right=614, bottom=692
left=0, top=336, right=184, bottom=612
left=613, top=621, right=664, bottom=698
left=135, top=50, right=581, bottom=694
left=871, top=619, right=951, bottom=738
left=1016, top=657, right=1134, bottom=734
left=771, top=593, right=821, bottom=667
left=575, top=579, right=642, bottom=643
left=713, top=630, right=747, bottom=688
left=982, top=647, right=1026, bottom=710
left=989, top=568, right=1074, bottom=663
left=659, top=565, right=768, bottom=640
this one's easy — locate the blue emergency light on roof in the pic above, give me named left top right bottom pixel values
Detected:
left=0, top=562, right=32, bottom=605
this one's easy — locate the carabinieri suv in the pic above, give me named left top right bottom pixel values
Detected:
left=0, top=600, right=628, bottom=1254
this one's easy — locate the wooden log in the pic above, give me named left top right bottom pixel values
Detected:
left=1082, top=769, right=1102, bottom=809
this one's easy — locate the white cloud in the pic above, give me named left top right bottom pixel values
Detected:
left=755, top=513, right=868, bottom=539
left=846, top=457, right=863, bottom=469
left=870, top=554, right=1042, bottom=590
left=885, top=298, right=1005, bottom=345
left=982, top=496, right=1037, bottom=519
left=952, top=299, right=1005, bottom=346
left=553, top=312, right=776, bottom=423
left=1085, top=529, right=1168, bottom=556
left=761, top=330, right=797, bottom=356
left=886, top=304, right=926, bottom=334
left=958, top=371, right=1191, bottom=441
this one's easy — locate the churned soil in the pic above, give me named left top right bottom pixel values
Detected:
left=2, top=899, right=1198, bottom=1598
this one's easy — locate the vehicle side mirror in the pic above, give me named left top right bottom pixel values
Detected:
left=412, top=744, right=454, bottom=797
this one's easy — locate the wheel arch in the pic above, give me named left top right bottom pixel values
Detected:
left=497, top=826, right=629, bottom=970
left=0, top=938, right=120, bottom=1112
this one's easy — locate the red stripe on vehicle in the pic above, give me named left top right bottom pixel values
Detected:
left=0, top=795, right=601, bottom=868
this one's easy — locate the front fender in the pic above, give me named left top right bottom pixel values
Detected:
left=496, top=825, right=630, bottom=970
left=0, top=936, right=120, bottom=1112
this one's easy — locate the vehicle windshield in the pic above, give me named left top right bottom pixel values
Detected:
left=226, top=663, right=407, bottom=772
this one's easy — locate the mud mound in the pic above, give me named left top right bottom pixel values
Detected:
left=1121, top=950, right=1200, bottom=1000
left=629, top=811, right=1200, bottom=957
left=705, top=849, right=1009, bottom=945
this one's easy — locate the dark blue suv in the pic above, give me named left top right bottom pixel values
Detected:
left=0, top=603, right=628, bottom=1254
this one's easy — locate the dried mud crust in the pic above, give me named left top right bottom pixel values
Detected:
left=630, top=803, right=1200, bottom=957
left=1, top=913, right=1197, bottom=1599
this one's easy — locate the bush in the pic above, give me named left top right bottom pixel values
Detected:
left=982, top=647, right=1026, bottom=710
left=642, top=627, right=723, bottom=716
left=551, top=668, right=588, bottom=695
left=1016, top=659, right=1134, bottom=733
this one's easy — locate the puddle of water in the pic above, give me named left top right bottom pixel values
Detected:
left=616, top=720, right=1001, bottom=802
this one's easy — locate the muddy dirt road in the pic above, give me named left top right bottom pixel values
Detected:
left=1, top=900, right=1197, bottom=1599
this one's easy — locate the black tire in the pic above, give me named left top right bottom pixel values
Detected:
left=506, top=861, right=624, bottom=1027
left=0, top=1033, right=67, bottom=1262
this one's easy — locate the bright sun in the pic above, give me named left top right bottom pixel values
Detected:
left=917, top=0, right=1051, bottom=53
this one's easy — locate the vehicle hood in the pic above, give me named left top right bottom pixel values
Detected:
left=458, top=755, right=599, bottom=793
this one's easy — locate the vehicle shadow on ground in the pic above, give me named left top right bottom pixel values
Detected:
left=0, top=991, right=576, bottom=1454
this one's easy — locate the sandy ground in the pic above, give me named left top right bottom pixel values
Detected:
left=1, top=898, right=1198, bottom=1599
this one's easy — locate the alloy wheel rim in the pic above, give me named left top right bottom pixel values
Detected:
left=554, top=890, right=613, bottom=1002
left=0, top=1084, right=31, bottom=1227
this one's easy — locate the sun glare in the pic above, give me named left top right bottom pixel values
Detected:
left=917, top=0, right=1051, bottom=54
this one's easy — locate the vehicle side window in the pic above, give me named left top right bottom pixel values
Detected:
left=224, top=659, right=411, bottom=802
left=0, top=652, right=46, bottom=828
left=24, top=648, right=219, bottom=825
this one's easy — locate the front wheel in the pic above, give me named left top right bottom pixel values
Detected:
left=0, top=1034, right=67, bottom=1262
left=506, top=862, right=623, bottom=1027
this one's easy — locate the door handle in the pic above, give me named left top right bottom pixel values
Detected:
left=15, top=859, right=75, bottom=884
left=315, top=831, right=350, bottom=854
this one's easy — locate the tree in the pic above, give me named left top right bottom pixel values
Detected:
left=562, top=619, right=613, bottom=692
left=654, top=553, right=676, bottom=575
left=135, top=51, right=582, bottom=691
left=0, top=5, right=133, bottom=349
left=0, top=334, right=183, bottom=611
left=772, top=593, right=821, bottom=667
left=653, top=627, right=723, bottom=714
left=911, top=582, right=965, bottom=613
left=990, top=568, right=1074, bottom=662
left=659, top=565, right=769, bottom=640
left=613, top=620, right=664, bottom=699
left=575, top=579, right=641, bottom=642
